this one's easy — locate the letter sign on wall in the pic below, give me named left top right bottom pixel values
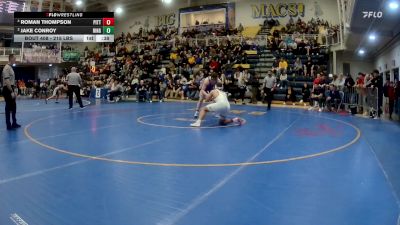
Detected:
left=155, top=13, right=176, bottom=27
left=251, top=3, right=305, bottom=18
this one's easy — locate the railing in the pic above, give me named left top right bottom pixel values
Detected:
left=179, top=23, right=226, bottom=34
left=0, top=47, right=22, bottom=56
left=122, top=32, right=341, bottom=53
left=341, top=86, right=379, bottom=116
left=279, top=33, right=341, bottom=47
left=22, top=48, right=61, bottom=63
left=0, top=47, right=22, bottom=63
left=1, top=32, right=342, bottom=63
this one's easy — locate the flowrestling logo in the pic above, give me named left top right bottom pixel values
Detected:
left=362, top=11, right=383, bottom=18
left=9, top=213, right=28, bottom=225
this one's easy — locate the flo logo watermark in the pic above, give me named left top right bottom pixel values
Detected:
left=362, top=11, right=383, bottom=18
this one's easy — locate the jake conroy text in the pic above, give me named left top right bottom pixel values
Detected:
left=18, top=28, right=58, bottom=34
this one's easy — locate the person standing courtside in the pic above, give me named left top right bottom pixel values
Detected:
left=262, top=70, right=277, bottom=110
left=66, top=67, right=84, bottom=109
left=2, top=54, right=21, bottom=130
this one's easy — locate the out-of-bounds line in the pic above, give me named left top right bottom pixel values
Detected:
left=364, top=138, right=400, bottom=210
left=397, top=213, right=399, bottom=225
left=0, top=122, right=126, bottom=148
left=11, top=99, right=92, bottom=112
left=157, top=118, right=300, bottom=225
left=0, top=105, right=135, bottom=147
left=0, top=134, right=179, bottom=185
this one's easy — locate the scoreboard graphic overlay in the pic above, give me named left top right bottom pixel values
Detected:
left=13, top=12, right=114, bottom=42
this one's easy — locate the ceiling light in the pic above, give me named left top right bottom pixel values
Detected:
left=162, top=0, right=172, bottom=4
left=358, top=49, right=365, bottom=55
left=75, top=0, right=83, bottom=6
left=368, top=34, right=376, bottom=41
left=389, top=1, right=399, bottom=9
left=115, top=7, right=123, bottom=14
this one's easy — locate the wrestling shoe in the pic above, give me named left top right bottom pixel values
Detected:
left=12, top=123, right=21, bottom=128
left=190, top=120, right=201, bottom=127
left=232, top=117, right=245, bottom=126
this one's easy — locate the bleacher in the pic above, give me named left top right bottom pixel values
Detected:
left=273, top=76, right=314, bottom=101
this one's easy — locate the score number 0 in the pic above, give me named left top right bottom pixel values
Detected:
left=102, top=18, right=114, bottom=26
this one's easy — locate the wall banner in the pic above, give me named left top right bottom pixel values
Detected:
left=251, top=3, right=305, bottom=18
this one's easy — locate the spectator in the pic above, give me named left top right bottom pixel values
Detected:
left=18, top=80, right=26, bottom=96
left=278, top=58, right=288, bottom=75
left=293, top=57, right=304, bottom=75
left=395, top=79, right=400, bottom=120
left=108, top=79, right=124, bottom=102
left=149, top=79, right=163, bottom=102
left=136, top=80, right=150, bottom=102
left=336, top=73, right=345, bottom=90
left=248, top=73, right=261, bottom=104
left=313, top=73, right=322, bottom=85
left=176, top=75, right=189, bottom=100
left=164, top=74, right=175, bottom=99
left=279, top=71, right=288, bottom=89
left=344, top=74, right=355, bottom=88
left=325, top=84, right=341, bottom=111
left=387, top=81, right=396, bottom=119
left=305, top=57, right=314, bottom=77
left=309, top=84, right=324, bottom=112
left=284, top=85, right=297, bottom=105
left=272, top=58, right=280, bottom=71
left=237, top=69, right=249, bottom=104
left=301, top=82, right=310, bottom=106
left=32, top=82, right=40, bottom=99
left=40, top=81, right=48, bottom=99
left=370, top=70, right=383, bottom=117
left=187, top=74, right=200, bottom=100
left=356, top=73, right=367, bottom=115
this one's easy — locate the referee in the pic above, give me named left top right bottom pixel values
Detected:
left=2, top=54, right=21, bottom=130
left=262, top=70, right=277, bottom=110
left=66, top=67, right=84, bottom=109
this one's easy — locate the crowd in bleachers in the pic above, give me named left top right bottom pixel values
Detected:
left=17, top=17, right=398, bottom=120
left=265, top=17, right=337, bottom=36
left=74, top=33, right=264, bottom=103
left=114, top=25, right=240, bottom=45
left=115, top=27, right=179, bottom=44
left=181, top=26, right=239, bottom=38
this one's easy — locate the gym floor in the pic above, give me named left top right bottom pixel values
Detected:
left=0, top=99, right=399, bottom=225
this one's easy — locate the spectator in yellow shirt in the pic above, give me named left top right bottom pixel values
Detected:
left=188, top=56, right=196, bottom=65
left=278, top=58, right=288, bottom=70
left=170, top=52, right=177, bottom=60
left=278, top=58, right=288, bottom=75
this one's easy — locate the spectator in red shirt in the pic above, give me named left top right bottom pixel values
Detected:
left=313, top=73, right=321, bottom=85
left=209, top=57, right=220, bottom=72
left=356, top=72, right=365, bottom=86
